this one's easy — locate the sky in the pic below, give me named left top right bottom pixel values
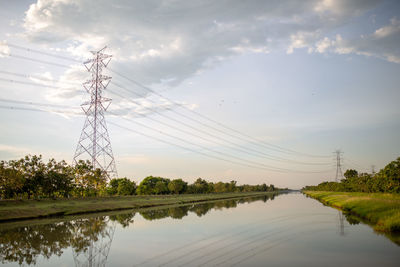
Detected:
left=0, top=0, right=399, bottom=189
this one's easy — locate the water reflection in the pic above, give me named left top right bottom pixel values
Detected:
left=337, top=210, right=346, bottom=236
left=72, top=217, right=116, bottom=267
left=0, top=194, right=278, bottom=266
left=0, top=214, right=133, bottom=266
left=139, top=194, right=276, bottom=221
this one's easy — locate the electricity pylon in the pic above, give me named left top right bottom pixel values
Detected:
left=73, top=46, right=117, bottom=179
left=334, top=149, right=344, bottom=182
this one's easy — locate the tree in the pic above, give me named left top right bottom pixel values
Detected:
left=136, top=176, right=170, bottom=195
left=191, top=178, right=211, bottom=194
left=117, top=178, right=136, bottom=195
left=73, top=161, right=107, bottom=196
left=168, top=179, right=187, bottom=194
left=214, top=182, right=227, bottom=193
left=344, top=169, right=358, bottom=179
left=107, top=178, right=119, bottom=195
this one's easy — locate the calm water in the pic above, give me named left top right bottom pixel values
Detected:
left=0, top=192, right=399, bottom=266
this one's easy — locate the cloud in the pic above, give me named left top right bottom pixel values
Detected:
left=287, top=31, right=319, bottom=54
left=0, top=41, right=10, bottom=57
left=312, top=17, right=400, bottom=63
left=119, top=154, right=150, bottom=164
left=22, top=0, right=384, bottom=88
left=108, top=96, right=195, bottom=118
left=0, top=144, right=32, bottom=155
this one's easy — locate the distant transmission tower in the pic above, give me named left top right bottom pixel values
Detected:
left=371, top=165, right=376, bottom=175
left=73, top=46, right=117, bottom=179
left=334, top=149, right=344, bottom=182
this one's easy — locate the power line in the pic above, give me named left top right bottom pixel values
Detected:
left=0, top=67, right=332, bottom=167
left=0, top=51, right=71, bottom=68
left=1, top=103, right=328, bottom=173
left=0, top=98, right=78, bottom=109
left=108, top=84, right=332, bottom=167
left=0, top=70, right=81, bottom=86
left=6, top=42, right=82, bottom=63
left=108, top=68, right=331, bottom=159
left=110, top=113, right=333, bottom=173
left=1, top=44, right=335, bottom=170
left=2, top=47, right=331, bottom=159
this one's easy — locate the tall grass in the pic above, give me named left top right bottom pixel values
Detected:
left=304, top=191, right=400, bottom=233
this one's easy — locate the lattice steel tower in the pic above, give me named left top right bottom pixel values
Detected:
left=334, top=149, right=344, bottom=182
left=73, top=46, right=117, bottom=179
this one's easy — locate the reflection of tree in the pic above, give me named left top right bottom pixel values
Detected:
left=0, top=213, right=135, bottom=266
left=140, top=209, right=170, bottom=221
left=168, top=206, right=190, bottom=219
left=139, top=195, right=275, bottom=221
left=0, top=194, right=279, bottom=265
left=109, top=212, right=135, bottom=228
left=0, top=221, right=73, bottom=265
left=189, top=203, right=215, bottom=217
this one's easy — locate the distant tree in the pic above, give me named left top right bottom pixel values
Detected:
left=269, top=184, right=275, bottom=191
left=73, top=161, right=107, bottom=196
left=213, top=182, right=227, bottom=193
left=107, top=178, right=119, bottom=195
left=168, top=179, right=187, bottom=194
left=344, top=169, right=358, bottom=179
left=191, top=178, right=211, bottom=194
left=154, top=181, right=169, bottom=194
left=137, top=176, right=170, bottom=195
left=117, top=178, right=136, bottom=195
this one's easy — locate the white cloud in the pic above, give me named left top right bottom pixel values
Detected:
left=315, top=37, right=332, bottom=53
left=0, top=144, right=32, bottom=155
left=21, top=0, right=385, bottom=89
left=119, top=154, right=150, bottom=164
left=0, top=41, right=10, bottom=57
left=287, top=31, right=319, bottom=54
left=311, top=17, right=400, bottom=63
left=373, top=17, right=400, bottom=38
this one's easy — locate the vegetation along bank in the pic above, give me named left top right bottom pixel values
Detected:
left=0, top=154, right=285, bottom=221
left=303, top=156, right=400, bottom=233
left=0, top=191, right=281, bottom=222
left=303, top=191, right=400, bottom=233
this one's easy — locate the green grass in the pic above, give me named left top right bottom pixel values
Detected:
left=0, top=192, right=277, bottom=222
left=304, top=191, right=400, bottom=233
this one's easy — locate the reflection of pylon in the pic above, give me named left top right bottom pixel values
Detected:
left=73, top=46, right=117, bottom=179
left=337, top=210, right=345, bottom=236
left=334, top=150, right=344, bottom=182
left=72, top=218, right=116, bottom=267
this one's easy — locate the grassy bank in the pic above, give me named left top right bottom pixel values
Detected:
left=0, top=191, right=278, bottom=222
left=304, top=191, right=400, bottom=233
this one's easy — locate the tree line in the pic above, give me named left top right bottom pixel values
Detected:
left=303, top=157, right=400, bottom=193
left=0, top=155, right=279, bottom=199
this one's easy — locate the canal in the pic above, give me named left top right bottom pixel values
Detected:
left=0, top=192, right=399, bottom=266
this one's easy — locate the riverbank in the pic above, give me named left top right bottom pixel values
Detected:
left=303, top=191, right=400, bottom=233
left=0, top=191, right=280, bottom=222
